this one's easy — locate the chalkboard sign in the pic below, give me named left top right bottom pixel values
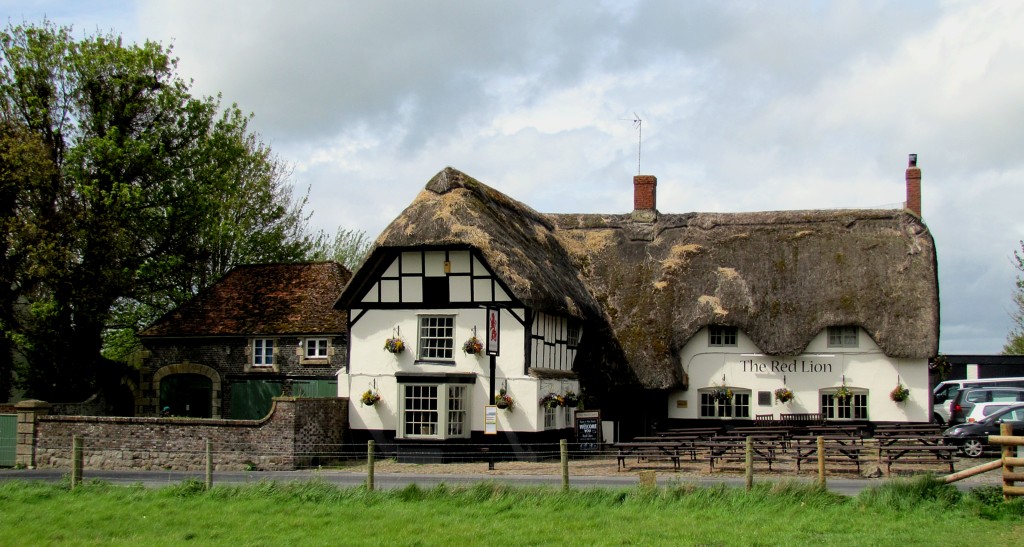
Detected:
left=574, top=410, right=602, bottom=451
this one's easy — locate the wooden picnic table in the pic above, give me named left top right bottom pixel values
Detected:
left=699, top=436, right=786, bottom=471
left=879, top=443, right=957, bottom=473
left=657, top=427, right=722, bottom=439
left=803, top=425, right=868, bottom=437
left=792, top=435, right=868, bottom=472
left=874, top=434, right=947, bottom=447
left=614, top=442, right=685, bottom=471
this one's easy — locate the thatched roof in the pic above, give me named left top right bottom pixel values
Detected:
left=141, top=262, right=350, bottom=337
left=341, top=167, right=939, bottom=390
left=351, top=167, right=603, bottom=319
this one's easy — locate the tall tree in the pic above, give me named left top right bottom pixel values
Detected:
left=310, top=227, right=374, bottom=271
left=1004, top=241, right=1024, bottom=354
left=1, top=21, right=318, bottom=400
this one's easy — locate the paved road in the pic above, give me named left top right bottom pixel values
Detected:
left=0, top=468, right=992, bottom=496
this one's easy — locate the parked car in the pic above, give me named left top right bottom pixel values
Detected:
left=964, top=402, right=1016, bottom=423
left=932, top=377, right=1024, bottom=425
left=943, top=403, right=1024, bottom=457
left=947, top=387, right=1024, bottom=426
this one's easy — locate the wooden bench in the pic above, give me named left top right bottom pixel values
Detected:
left=780, top=413, right=825, bottom=426
left=792, top=435, right=868, bottom=472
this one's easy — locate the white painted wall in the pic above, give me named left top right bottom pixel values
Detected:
left=668, top=327, right=930, bottom=422
left=340, top=307, right=577, bottom=434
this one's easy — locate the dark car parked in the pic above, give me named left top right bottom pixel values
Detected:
left=946, top=387, right=1024, bottom=426
left=943, top=403, right=1024, bottom=457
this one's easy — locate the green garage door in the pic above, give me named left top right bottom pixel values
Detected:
left=0, top=414, right=15, bottom=467
left=292, top=379, right=338, bottom=398
left=229, top=379, right=283, bottom=420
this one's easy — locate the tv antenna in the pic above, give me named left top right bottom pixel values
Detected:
left=630, top=113, right=642, bottom=174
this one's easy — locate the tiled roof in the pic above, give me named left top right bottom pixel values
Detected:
left=141, top=262, right=350, bottom=337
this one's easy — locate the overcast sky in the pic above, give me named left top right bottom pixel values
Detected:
left=5, top=1, right=1023, bottom=355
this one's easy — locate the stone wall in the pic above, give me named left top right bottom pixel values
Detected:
left=17, top=397, right=348, bottom=471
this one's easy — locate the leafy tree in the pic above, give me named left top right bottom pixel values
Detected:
left=1004, top=241, right=1024, bottom=355
left=310, top=227, right=374, bottom=271
left=1, top=21, right=318, bottom=401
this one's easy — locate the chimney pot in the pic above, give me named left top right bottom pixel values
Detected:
left=905, top=154, right=921, bottom=217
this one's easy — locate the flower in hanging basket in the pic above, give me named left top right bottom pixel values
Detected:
left=774, top=387, right=794, bottom=404
left=712, top=385, right=733, bottom=403
left=890, top=383, right=910, bottom=402
left=462, top=336, right=483, bottom=355
left=835, top=384, right=853, bottom=401
left=360, top=389, right=381, bottom=406
left=563, top=390, right=580, bottom=409
left=383, top=337, right=405, bottom=354
left=540, top=392, right=564, bottom=409
left=495, top=389, right=514, bottom=410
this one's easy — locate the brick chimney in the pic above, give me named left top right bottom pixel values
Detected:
left=633, top=175, right=657, bottom=221
left=905, top=154, right=921, bottom=217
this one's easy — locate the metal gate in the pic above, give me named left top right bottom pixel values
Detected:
left=0, top=414, right=15, bottom=467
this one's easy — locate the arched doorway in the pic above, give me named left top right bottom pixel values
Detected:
left=159, top=374, right=213, bottom=418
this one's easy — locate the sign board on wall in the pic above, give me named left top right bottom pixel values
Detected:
left=486, top=307, right=500, bottom=356
left=484, top=405, right=498, bottom=435
left=575, top=410, right=602, bottom=451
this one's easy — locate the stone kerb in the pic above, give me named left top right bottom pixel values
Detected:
left=21, top=397, right=346, bottom=471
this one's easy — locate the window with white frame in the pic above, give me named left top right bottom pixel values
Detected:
left=400, top=383, right=471, bottom=439
left=566, top=323, right=581, bottom=348
left=708, top=326, right=738, bottom=347
left=304, top=338, right=329, bottom=358
left=253, top=339, right=274, bottom=366
left=827, top=326, right=858, bottom=348
left=418, top=315, right=455, bottom=360
left=543, top=405, right=557, bottom=429
left=820, top=389, right=868, bottom=420
left=698, top=388, right=751, bottom=418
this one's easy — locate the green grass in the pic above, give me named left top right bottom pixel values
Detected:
left=0, top=477, right=1021, bottom=546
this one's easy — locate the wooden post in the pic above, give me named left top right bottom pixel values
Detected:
left=817, top=436, right=826, bottom=489
left=367, top=440, right=375, bottom=492
left=71, top=436, right=83, bottom=489
left=744, top=436, right=753, bottom=491
left=1002, top=422, right=1014, bottom=501
left=205, top=439, right=213, bottom=490
left=560, top=439, right=569, bottom=491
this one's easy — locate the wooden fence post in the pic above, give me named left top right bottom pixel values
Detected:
left=560, top=439, right=569, bottom=491
left=1002, top=423, right=1014, bottom=501
left=205, top=439, right=213, bottom=490
left=744, top=436, right=753, bottom=491
left=367, top=440, right=375, bottom=492
left=817, top=436, right=826, bottom=489
left=71, top=435, right=82, bottom=489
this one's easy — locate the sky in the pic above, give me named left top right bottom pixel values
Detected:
left=4, top=0, right=1023, bottom=355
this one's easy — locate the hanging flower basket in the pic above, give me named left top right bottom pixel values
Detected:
left=383, top=337, right=405, bottom=354
left=835, top=384, right=853, bottom=401
left=494, top=389, right=514, bottom=410
left=712, top=386, right=733, bottom=404
left=360, top=389, right=381, bottom=406
left=540, top=392, right=564, bottom=409
left=563, top=390, right=580, bottom=409
left=462, top=336, right=483, bottom=355
left=890, top=384, right=910, bottom=402
left=774, top=387, right=794, bottom=404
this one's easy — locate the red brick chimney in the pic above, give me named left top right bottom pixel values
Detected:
left=633, top=175, right=657, bottom=211
left=905, top=154, right=921, bottom=217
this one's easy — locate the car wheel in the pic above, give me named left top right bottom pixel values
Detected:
left=962, top=439, right=984, bottom=458
left=932, top=413, right=945, bottom=426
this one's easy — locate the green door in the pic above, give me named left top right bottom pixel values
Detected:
left=292, top=379, right=338, bottom=398
left=229, top=379, right=283, bottom=420
left=0, top=414, right=15, bottom=467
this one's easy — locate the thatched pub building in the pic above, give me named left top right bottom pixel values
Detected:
left=336, top=157, right=938, bottom=444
